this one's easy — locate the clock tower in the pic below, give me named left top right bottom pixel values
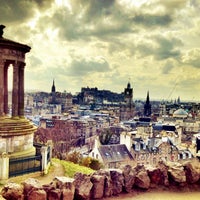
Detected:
left=120, top=82, right=134, bottom=121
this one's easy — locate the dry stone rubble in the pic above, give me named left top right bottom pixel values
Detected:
left=1, top=159, right=200, bottom=200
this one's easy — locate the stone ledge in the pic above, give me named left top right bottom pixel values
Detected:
left=0, top=118, right=37, bottom=137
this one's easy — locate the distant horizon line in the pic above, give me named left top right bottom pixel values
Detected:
left=7, top=89, right=199, bottom=103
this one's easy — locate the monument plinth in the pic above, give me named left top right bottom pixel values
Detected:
left=0, top=25, right=37, bottom=158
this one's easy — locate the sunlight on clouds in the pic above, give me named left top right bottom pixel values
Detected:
left=2, top=0, right=200, bottom=100
left=121, top=0, right=149, bottom=7
left=28, top=20, right=36, bottom=29
left=46, top=28, right=59, bottom=40
left=55, top=0, right=71, bottom=9
left=181, top=48, right=200, bottom=67
left=27, top=11, right=41, bottom=29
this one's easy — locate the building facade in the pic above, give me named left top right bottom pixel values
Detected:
left=120, top=82, right=135, bottom=121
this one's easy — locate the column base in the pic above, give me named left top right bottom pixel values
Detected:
left=11, top=116, right=20, bottom=120
left=0, top=116, right=6, bottom=120
left=19, top=116, right=25, bottom=119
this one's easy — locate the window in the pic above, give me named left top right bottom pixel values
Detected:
left=105, top=152, right=110, bottom=157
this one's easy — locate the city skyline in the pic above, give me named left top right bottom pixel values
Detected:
left=1, top=0, right=200, bottom=101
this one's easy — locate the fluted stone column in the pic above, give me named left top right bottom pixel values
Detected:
left=0, top=60, right=5, bottom=117
left=41, top=146, right=48, bottom=175
left=18, top=62, right=25, bottom=118
left=12, top=62, right=19, bottom=119
left=4, top=63, right=9, bottom=116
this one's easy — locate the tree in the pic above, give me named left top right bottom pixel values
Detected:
left=99, top=129, right=113, bottom=145
left=89, top=158, right=103, bottom=170
left=66, top=151, right=82, bottom=164
left=80, top=157, right=91, bottom=167
left=81, top=157, right=103, bottom=170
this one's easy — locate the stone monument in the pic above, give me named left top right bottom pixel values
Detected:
left=0, top=25, right=37, bottom=159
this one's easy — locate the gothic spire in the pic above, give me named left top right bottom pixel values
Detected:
left=51, top=79, right=56, bottom=93
left=144, top=91, right=151, bottom=117
left=146, top=90, right=150, bottom=103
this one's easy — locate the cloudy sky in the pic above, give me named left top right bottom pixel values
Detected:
left=1, top=0, right=200, bottom=101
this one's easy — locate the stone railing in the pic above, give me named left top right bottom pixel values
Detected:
left=1, top=159, right=200, bottom=200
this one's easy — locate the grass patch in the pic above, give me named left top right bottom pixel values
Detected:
left=53, top=158, right=95, bottom=178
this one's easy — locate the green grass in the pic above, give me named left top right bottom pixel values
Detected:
left=53, top=158, right=95, bottom=178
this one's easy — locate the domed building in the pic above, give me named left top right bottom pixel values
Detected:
left=173, top=108, right=188, bottom=119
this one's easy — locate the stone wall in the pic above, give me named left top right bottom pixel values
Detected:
left=1, top=159, right=200, bottom=200
left=0, top=134, right=34, bottom=153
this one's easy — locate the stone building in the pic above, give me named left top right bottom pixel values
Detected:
left=120, top=121, right=193, bottom=166
left=77, top=86, right=123, bottom=105
left=48, top=80, right=73, bottom=112
left=35, top=115, right=100, bottom=158
left=130, top=137, right=180, bottom=166
left=120, top=82, right=135, bottom=121
left=90, top=137, right=134, bottom=168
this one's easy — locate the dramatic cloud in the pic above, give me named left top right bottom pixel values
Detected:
left=182, top=48, right=200, bottom=68
left=68, top=56, right=110, bottom=76
left=1, top=0, right=200, bottom=101
left=137, top=35, right=182, bottom=60
left=133, top=14, right=172, bottom=27
left=162, top=60, right=175, bottom=74
left=154, top=36, right=182, bottom=60
left=0, top=0, right=35, bottom=23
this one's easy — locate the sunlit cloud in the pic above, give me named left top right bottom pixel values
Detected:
left=1, top=0, right=200, bottom=101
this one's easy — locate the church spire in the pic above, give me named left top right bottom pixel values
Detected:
left=146, top=91, right=150, bottom=103
left=51, top=79, right=56, bottom=93
left=144, top=91, right=151, bottom=117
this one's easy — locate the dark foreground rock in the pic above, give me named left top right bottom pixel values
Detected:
left=167, top=162, right=186, bottom=185
left=183, top=160, right=200, bottom=184
left=146, top=166, right=162, bottom=187
left=121, top=165, right=136, bottom=192
left=74, top=173, right=93, bottom=200
left=1, top=182, right=24, bottom=200
left=1, top=159, right=200, bottom=200
left=90, top=174, right=105, bottom=199
left=134, top=165, right=150, bottom=189
left=22, top=178, right=43, bottom=200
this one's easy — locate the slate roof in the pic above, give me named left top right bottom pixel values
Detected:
left=139, top=117, right=151, bottom=122
left=152, top=124, right=163, bottom=131
left=152, top=124, right=176, bottom=131
left=163, top=125, right=176, bottom=131
left=98, top=144, right=133, bottom=163
left=137, top=121, right=150, bottom=126
left=132, top=137, right=177, bottom=153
